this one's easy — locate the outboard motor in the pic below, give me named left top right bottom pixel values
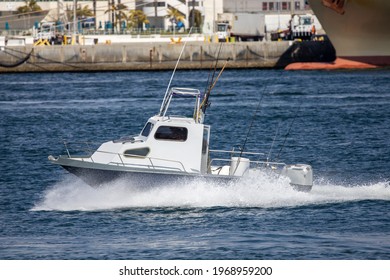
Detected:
left=282, top=164, right=313, bottom=192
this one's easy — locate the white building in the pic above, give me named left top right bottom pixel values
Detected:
left=0, top=0, right=315, bottom=34
left=0, top=0, right=205, bottom=33
left=203, top=0, right=311, bottom=35
left=138, top=0, right=204, bottom=30
left=0, top=0, right=118, bottom=32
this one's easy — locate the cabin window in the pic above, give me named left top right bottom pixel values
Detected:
left=124, top=147, right=150, bottom=157
left=154, top=126, right=188, bottom=141
left=141, top=122, right=154, bottom=137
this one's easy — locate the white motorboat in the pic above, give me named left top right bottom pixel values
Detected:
left=48, top=85, right=313, bottom=192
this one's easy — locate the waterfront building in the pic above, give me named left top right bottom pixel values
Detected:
left=0, top=0, right=205, bottom=34
left=203, top=0, right=311, bottom=35
left=0, top=0, right=314, bottom=36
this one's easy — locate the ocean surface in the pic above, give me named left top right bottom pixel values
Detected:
left=0, top=69, right=389, bottom=260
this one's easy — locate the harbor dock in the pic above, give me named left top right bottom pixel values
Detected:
left=0, top=38, right=335, bottom=73
left=0, top=41, right=288, bottom=72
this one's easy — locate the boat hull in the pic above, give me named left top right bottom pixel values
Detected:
left=49, top=156, right=312, bottom=192
left=50, top=155, right=235, bottom=188
left=62, top=164, right=234, bottom=188
left=309, top=0, right=390, bottom=66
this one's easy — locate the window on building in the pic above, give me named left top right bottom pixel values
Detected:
left=269, top=2, right=274, bottom=11
left=145, top=1, right=166, bottom=7
left=262, top=2, right=268, bottom=11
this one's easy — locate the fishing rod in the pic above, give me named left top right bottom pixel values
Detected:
left=238, top=90, right=266, bottom=159
left=274, top=103, right=302, bottom=162
left=201, top=44, right=229, bottom=115
left=230, top=88, right=266, bottom=175
left=208, top=57, right=230, bottom=93
left=201, top=58, right=230, bottom=115
left=205, top=43, right=223, bottom=93
left=266, top=122, right=281, bottom=164
left=202, top=45, right=221, bottom=104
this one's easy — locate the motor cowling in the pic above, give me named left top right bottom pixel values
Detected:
left=282, top=164, right=313, bottom=192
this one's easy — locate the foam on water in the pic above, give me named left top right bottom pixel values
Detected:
left=32, top=171, right=390, bottom=211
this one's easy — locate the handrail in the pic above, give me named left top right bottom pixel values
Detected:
left=62, top=141, right=188, bottom=173
left=208, top=158, right=286, bottom=170
left=61, top=141, right=284, bottom=176
left=209, top=149, right=266, bottom=156
left=114, top=151, right=186, bottom=172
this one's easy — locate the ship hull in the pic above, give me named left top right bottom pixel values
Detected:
left=49, top=156, right=313, bottom=192
left=309, top=0, right=390, bottom=66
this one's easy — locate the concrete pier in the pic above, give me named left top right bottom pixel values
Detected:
left=0, top=41, right=291, bottom=73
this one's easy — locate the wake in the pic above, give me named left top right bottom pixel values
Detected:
left=32, top=172, right=390, bottom=211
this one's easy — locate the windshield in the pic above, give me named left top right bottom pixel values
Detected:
left=218, top=25, right=227, bottom=32
left=141, top=122, right=154, bottom=137
left=301, top=18, right=312, bottom=25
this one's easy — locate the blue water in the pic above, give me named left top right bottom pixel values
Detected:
left=0, top=69, right=389, bottom=259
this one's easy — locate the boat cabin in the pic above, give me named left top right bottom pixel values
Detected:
left=89, top=88, right=211, bottom=174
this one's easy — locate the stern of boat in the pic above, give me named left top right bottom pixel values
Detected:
left=282, top=164, right=313, bottom=192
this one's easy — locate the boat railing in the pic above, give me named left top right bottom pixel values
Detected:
left=159, top=87, right=202, bottom=123
left=208, top=157, right=286, bottom=169
left=99, top=150, right=187, bottom=173
left=208, top=149, right=286, bottom=170
left=209, top=149, right=266, bottom=157
left=63, top=141, right=99, bottom=157
left=62, top=141, right=188, bottom=173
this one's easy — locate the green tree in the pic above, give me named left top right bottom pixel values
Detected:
left=66, top=4, right=93, bottom=20
left=166, top=7, right=184, bottom=30
left=77, top=5, right=93, bottom=18
left=105, top=3, right=128, bottom=32
left=16, top=0, right=42, bottom=14
left=127, top=10, right=149, bottom=30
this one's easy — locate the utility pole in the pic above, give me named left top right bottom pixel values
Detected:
left=213, top=0, right=215, bottom=33
left=154, top=0, right=157, bottom=28
left=73, top=0, right=77, bottom=35
left=93, top=0, right=96, bottom=31
left=111, top=0, right=115, bottom=33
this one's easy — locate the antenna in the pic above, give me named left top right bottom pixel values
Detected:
left=159, top=27, right=193, bottom=114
